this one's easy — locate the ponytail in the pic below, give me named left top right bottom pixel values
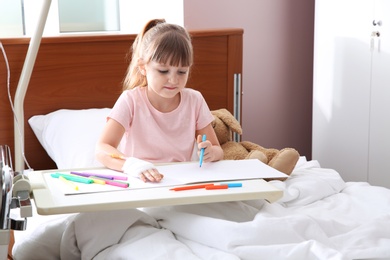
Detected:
left=123, top=19, right=166, bottom=90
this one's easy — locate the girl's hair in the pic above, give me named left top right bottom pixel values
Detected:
left=123, top=19, right=193, bottom=90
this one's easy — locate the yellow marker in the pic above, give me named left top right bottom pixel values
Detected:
left=90, top=177, right=106, bottom=185
left=110, top=154, right=127, bottom=160
left=59, top=176, right=79, bottom=191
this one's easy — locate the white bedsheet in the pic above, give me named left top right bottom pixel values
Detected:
left=13, top=158, right=390, bottom=260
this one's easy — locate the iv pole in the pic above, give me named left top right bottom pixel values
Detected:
left=1, top=2, right=52, bottom=258
left=14, top=0, right=52, bottom=172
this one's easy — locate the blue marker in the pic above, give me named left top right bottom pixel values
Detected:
left=199, top=134, right=207, bottom=167
left=220, top=182, right=243, bottom=188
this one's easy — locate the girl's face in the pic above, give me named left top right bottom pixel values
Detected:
left=142, top=60, right=190, bottom=100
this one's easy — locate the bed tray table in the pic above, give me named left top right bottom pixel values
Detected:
left=28, top=163, right=284, bottom=215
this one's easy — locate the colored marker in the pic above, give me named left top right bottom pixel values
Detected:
left=199, top=134, right=207, bottom=167
left=104, top=179, right=129, bottom=188
left=59, top=176, right=79, bottom=191
left=71, top=171, right=113, bottom=180
left=220, top=182, right=243, bottom=188
left=205, top=185, right=229, bottom=190
left=170, top=184, right=214, bottom=191
left=70, top=171, right=128, bottom=181
left=91, top=176, right=129, bottom=188
left=51, top=173, right=93, bottom=184
left=110, top=154, right=128, bottom=160
left=99, top=150, right=128, bottom=160
left=89, top=177, right=106, bottom=185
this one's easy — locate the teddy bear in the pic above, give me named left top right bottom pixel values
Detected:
left=211, top=108, right=300, bottom=180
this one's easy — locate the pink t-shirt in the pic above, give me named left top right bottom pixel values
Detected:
left=109, top=87, right=214, bottom=162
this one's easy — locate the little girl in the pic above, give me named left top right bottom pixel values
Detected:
left=96, top=19, right=223, bottom=182
left=12, top=19, right=225, bottom=260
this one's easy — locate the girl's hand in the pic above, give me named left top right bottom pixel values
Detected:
left=197, top=134, right=212, bottom=163
left=122, top=157, right=164, bottom=182
left=139, top=169, right=164, bottom=183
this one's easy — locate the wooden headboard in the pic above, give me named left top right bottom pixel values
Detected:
left=0, top=28, right=243, bottom=170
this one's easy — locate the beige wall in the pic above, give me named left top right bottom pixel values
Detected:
left=184, top=0, right=314, bottom=159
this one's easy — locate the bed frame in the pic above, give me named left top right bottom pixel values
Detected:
left=0, top=28, right=243, bottom=171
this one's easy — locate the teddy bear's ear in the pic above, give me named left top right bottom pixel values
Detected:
left=211, top=117, right=217, bottom=128
left=211, top=109, right=242, bottom=134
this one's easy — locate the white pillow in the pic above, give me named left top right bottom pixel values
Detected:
left=28, top=108, right=112, bottom=169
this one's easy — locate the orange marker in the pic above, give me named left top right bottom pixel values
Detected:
left=205, top=185, right=229, bottom=190
left=170, top=184, right=214, bottom=191
left=110, top=154, right=127, bottom=160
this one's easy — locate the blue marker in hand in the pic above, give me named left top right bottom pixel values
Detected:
left=199, top=134, right=206, bottom=167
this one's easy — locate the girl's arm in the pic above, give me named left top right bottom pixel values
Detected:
left=95, top=118, right=126, bottom=171
left=95, top=118, right=163, bottom=182
left=196, top=123, right=224, bottom=163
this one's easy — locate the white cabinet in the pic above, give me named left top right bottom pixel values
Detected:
left=368, top=1, right=390, bottom=187
left=313, top=0, right=390, bottom=188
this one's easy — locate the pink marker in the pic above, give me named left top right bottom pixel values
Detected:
left=104, top=179, right=129, bottom=188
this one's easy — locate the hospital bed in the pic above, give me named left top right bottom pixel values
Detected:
left=1, top=8, right=390, bottom=260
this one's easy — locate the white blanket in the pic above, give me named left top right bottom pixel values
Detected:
left=13, top=158, right=390, bottom=260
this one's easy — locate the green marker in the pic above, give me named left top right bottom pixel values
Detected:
left=51, top=173, right=93, bottom=184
